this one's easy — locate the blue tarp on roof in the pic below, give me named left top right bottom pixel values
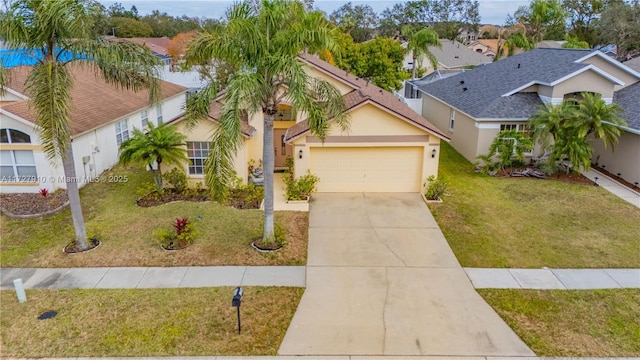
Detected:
left=0, top=48, right=86, bottom=68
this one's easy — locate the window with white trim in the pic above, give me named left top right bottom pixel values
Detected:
left=500, top=124, right=530, bottom=135
left=1, top=128, right=31, bottom=143
left=1, top=150, right=37, bottom=182
left=141, top=109, right=149, bottom=127
left=115, top=119, right=129, bottom=146
left=449, top=109, right=455, bottom=131
left=156, top=104, right=163, bottom=124
left=497, top=124, right=533, bottom=154
left=0, top=129, right=37, bottom=182
left=187, top=141, right=210, bottom=175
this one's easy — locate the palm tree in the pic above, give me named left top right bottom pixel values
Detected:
left=528, top=101, right=571, bottom=150
left=0, top=0, right=161, bottom=251
left=572, top=93, right=626, bottom=150
left=118, top=122, right=188, bottom=189
left=184, top=0, right=349, bottom=244
left=401, top=25, right=441, bottom=82
left=528, top=93, right=626, bottom=173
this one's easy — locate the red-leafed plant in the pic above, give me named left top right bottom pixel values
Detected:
left=173, top=217, right=189, bottom=236
left=39, top=188, right=49, bottom=198
left=155, top=217, right=197, bottom=250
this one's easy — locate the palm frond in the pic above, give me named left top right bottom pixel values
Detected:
left=25, top=63, right=73, bottom=160
left=72, top=39, right=162, bottom=104
left=204, top=70, right=261, bottom=200
left=183, top=81, right=220, bottom=130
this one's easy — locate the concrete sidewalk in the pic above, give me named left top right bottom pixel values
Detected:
left=5, top=357, right=640, bottom=360
left=581, top=168, right=640, bottom=208
left=465, top=268, right=640, bottom=289
left=0, top=266, right=305, bottom=290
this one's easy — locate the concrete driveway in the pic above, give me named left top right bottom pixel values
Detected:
left=279, top=193, right=534, bottom=356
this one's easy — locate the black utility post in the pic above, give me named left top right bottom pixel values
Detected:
left=232, top=287, right=243, bottom=334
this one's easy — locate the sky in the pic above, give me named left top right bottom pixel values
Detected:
left=98, top=0, right=529, bottom=25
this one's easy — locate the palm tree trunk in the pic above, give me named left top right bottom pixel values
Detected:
left=62, top=146, right=89, bottom=250
left=411, top=55, right=417, bottom=81
left=262, top=113, right=275, bottom=243
left=155, top=161, right=163, bottom=189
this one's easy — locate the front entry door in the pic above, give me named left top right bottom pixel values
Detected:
left=274, top=129, right=293, bottom=168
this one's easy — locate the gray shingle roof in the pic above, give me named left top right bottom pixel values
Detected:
left=417, top=48, right=618, bottom=119
left=614, top=82, right=640, bottom=131
left=431, top=39, right=492, bottom=69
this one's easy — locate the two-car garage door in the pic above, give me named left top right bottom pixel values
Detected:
left=310, top=147, right=423, bottom=192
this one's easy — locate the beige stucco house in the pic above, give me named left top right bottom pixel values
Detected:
left=0, top=65, right=187, bottom=193
left=414, top=48, right=640, bottom=186
left=170, top=54, right=450, bottom=193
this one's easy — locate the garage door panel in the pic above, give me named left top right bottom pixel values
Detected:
left=310, top=147, right=422, bottom=192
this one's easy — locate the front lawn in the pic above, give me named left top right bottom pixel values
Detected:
left=0, top=287, right=303, bottom=357
left=0, top=166, right=308, bottom=267
left=430, top=142, right=640, bottom=268
left=479, top=289, right=640, bottom=356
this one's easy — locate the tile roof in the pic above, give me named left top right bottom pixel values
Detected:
left=1, top=65, right=187, bottom=136
left=613, top=82, right=640, bottom=132
left=416, top=48, right=631, bottom=119
left=169, top=100, right=256, bottom=138
left=286, top=54, right=450, bottom=142
left=430, top=39, right=492, bottom=69
left=124, top=37, right=171, bottom=56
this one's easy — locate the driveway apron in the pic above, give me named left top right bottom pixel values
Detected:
left=279, top=193, right=534, bottom=356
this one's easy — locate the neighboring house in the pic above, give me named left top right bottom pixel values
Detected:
left=467, top=39, right=502, bottom=58
left=170, top=54, right=450, bottom=193
left=122, top=37, right=172, bottom=65
left=0, top=66, right=187, bottom=193
left=403, top=39, right=492, bottom=74
left=414, top=48, right=640, bottom=185
left=458, top=29, right=479, bottom=45
left=115, top=37, right=208, bottom=92
left=404, top=69, right=467, bottom=99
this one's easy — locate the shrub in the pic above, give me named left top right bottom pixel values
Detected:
left=284, top=172, right=319, bottom=200
left=163, top=168, right=188, bottom=193
left=424, top=175, right=448, bottom=200
left=155, top=217, right=198, bottom=250
left=39, top=188, right=49, bottom=198
left=136, top=181, right=160, bottom=198
left=228, top=177, right=264, bottom=209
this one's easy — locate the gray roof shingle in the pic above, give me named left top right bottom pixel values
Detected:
left=418, top=48, right=620, bottom=119
left=614, top=82, right=640, bottom=131
left=430, top=39, right=493, bottom=69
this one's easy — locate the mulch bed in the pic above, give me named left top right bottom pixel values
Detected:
left=63, top=238, right=101, bottom=254
left=0, top=190, right=69, bottom=216
left=136, top=189, right=210, bottom=207
left=496, top=167, right=594, bottom=186
left=137, top=188, right=262, bottom=209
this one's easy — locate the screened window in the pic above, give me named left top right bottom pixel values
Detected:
left=0, top=150, right=37, bottom=182
left=0, top=129, right=31, bottom=143
left=156, top=105, right=163, bottom=124
left=141, top=109, right=149, bottom=127
left=115, top=119, right=129, bottom=146
left=187, top=142, right=210, bottom=175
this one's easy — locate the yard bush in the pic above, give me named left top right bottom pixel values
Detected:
left=163, top=168, right=188, bottom=193
left=424, top=175, right=448, bottom=200
left=284, top=172, right=319, bottom=200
